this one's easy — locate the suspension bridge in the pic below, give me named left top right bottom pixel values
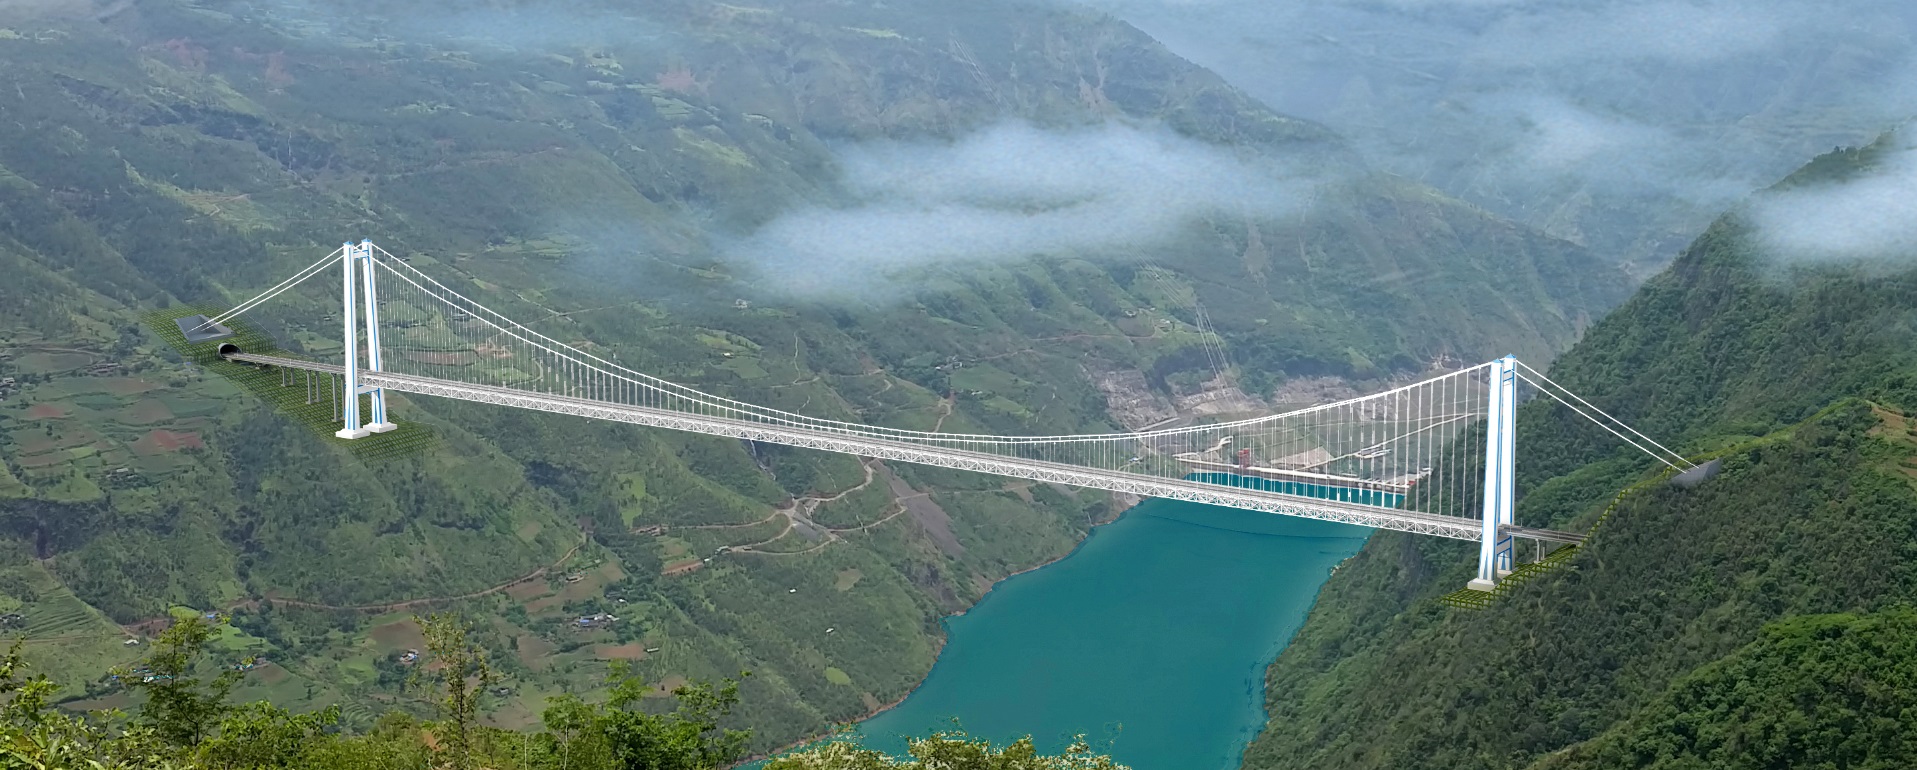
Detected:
left=176, top=240, right=1703, bottom=593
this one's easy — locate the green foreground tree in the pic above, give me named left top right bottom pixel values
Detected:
left=0, top=643, right=181, bottom=770
left=195, top=701, right=339, bottom=770
left=0, top=612, right=1123, bottom=769
left=538, top=664, right=751, bottom=770
left=417, top=612, right=495, bottom=770
left=119, top=616, right=242, bottom=748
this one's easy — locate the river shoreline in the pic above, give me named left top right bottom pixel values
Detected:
left=728, top=495, right=1136, bottom=767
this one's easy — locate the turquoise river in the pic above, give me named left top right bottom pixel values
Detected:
left=835, top=497, right=1372, bottom=769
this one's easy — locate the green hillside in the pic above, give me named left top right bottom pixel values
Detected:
left=1243, top=138, right=1917, bottom=769
left=0, top=0, right=1624, bottom=752
left=1529, top=608, right=1917, bottom=770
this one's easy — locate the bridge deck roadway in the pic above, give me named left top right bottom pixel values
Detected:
left=229, top=353, right=1533, bottom=541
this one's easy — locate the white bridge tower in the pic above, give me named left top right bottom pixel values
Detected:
left=1469, top=355, right=1517, bottom=590
left=336, top=239, right=396, bottom=439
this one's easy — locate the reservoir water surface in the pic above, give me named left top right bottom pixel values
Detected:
left=844, top=498, right=1371, bottom=770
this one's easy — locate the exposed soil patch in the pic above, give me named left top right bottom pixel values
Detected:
left=1171, top=376, right=1264, bottom=416
left=1268, top=376, right=1360, bottom=408
left=593, top=642, right=647, bottom=661
left=505, top=580, right=548, bottom=602
left=368, top=619, right=426, bottom=653
left=132, top=430, right=203, bottom=455
left=101, top=378, right=161, bottom=397
left=119, top=398, right=175, bottom=425
left=253, top=662, right=290, bottom=685
left=788, top=519, right=828, bottom=541
left=1869, top=404, right=1912, bottom=440
left=647, top=674, right=689, bottom=698
left=880, top=465, right=962, bottom=557
left=483, top=700, right=543, bottom=731
left=1005, top=481, right=1035, bottom=503
left=16, top=453, right=66, bottom=469
left=25, top=403, right=69, bottom=420
left=1089, top=368, right=1177, bottom=430
left=14, top=351, right=94, bottom=374
left=54, top=429, right=101, bottom=450
left=834, top=568, right=863, bottom=592
left=516, top=634, right=557, bottom=668
left=555, top=562, right=623, bottom=601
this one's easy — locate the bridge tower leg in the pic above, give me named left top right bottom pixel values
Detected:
left=1468, top=355, right=1518, bottom=591
left=357, top=239, right=396, bottom=434
left=335, top=241, right=370, bottom=439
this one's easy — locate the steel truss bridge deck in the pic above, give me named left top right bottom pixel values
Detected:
left=226, top=353, right=1534, bottom=541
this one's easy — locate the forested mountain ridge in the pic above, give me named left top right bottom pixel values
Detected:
left=1242, top=136, right=1917, bottom=770
left=0, top=0, right=1623, bottom=751
left=1527, top=607, right=1917, bottom=770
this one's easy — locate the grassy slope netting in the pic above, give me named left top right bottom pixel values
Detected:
left=1441, top=465, right=1680, bottom=609
left=144, top=305, right=436, bottom=462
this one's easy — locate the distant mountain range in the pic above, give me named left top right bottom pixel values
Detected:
left=1081, top=0, right=1917, bottom=275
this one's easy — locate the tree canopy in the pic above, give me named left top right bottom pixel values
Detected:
left=0, top=613, right=1124, bottom=770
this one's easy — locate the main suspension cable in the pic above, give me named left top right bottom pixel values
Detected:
left=367, top=242, right=1494, bottom=446
left=197, top=247, right=347, bottom=331
left=1513, top=360, right=1693, bottom=469
left=1514, top=372, right=1686, bottom=471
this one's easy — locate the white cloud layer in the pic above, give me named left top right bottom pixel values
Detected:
left=1748, top=138, right=1917, bottom=263
left=1074, top=0, right=1917, bottom=263
left=723, top=121, right=1320, bottom=296
left=1466, top=1, right=1798, bottom=66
